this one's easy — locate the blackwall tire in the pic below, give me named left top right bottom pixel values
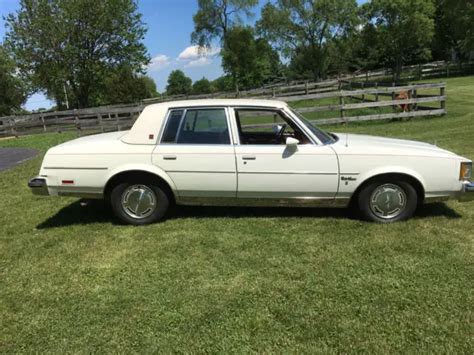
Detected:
left=357, top=179, right=418, bottom=223
left=110, top=181, right=170, bottom=225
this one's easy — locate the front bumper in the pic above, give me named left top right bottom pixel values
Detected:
left=28, top=176, right=49, bottom=196
left=459, top=181, right=474, bottom=202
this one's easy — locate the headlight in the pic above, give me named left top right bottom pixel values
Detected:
left=460, top=162, right=472, bottom=181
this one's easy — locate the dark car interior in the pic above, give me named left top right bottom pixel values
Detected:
left=235, top=109, right=311, bottom=145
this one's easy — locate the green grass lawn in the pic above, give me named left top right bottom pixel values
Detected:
left=0, top=76, right=473, bottom=353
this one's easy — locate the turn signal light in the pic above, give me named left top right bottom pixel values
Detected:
left=460, top=162, right=472, bottom=181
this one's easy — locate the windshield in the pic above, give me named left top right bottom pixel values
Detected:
left=290, top=109, right=336, bottom=145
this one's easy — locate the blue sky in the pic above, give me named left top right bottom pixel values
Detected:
left=0, top=0, right=365, bottom=110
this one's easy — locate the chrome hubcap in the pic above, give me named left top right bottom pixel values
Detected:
left=121, top=185, right=156, bottom=219
left=370, top=183, right=407, bottom=219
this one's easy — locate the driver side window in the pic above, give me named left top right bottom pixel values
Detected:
left=235, top=109, right=310, bottom=145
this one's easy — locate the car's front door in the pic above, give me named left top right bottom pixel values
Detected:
left=152, top=107, right=236, bottom=199
left=232, top=108, right=339, bottom=200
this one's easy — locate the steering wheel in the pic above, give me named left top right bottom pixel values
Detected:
left=276, top=124, right=287, bottom=143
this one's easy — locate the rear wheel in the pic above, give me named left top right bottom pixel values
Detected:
left=357, top=179, right=418, bottom=223
left=110, top=181, right=170, bottom=225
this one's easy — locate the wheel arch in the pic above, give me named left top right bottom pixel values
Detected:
left=103, top=165, right=178, bottom=202
left=350, top=170, right=426, bottom=206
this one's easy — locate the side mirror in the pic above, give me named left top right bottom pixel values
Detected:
left=286, top=137, right=299, bottom=146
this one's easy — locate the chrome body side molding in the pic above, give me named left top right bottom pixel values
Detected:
left=176, top=196, right=350, bottom=208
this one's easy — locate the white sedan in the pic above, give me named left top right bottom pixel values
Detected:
left=29, top=99, right=473, bottom=224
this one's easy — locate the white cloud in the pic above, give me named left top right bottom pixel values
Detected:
left=178, top=45, right=220, bottom=61
left=185, top=57, right=213, bottom=68
left=148, top=54, right=171, bottom=71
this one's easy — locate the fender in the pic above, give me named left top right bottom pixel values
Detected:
left=104, top=163, right=179, bottom=198
left=352, top=165, right=427, bottom=193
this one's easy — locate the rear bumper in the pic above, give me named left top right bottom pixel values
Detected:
left=458, top=181, right=474, bottom=202
left=28, top=176, right=49, bottom=196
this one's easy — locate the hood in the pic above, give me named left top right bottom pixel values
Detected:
left=47, top=131, right=129, bottom=155
left=331, top=133, right=459, bottom=158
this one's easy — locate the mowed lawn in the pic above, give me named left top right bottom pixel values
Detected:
left=0, top=76, right=473, bottom=353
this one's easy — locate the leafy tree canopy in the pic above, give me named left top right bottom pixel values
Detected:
left=0, top=46, right=28, bottom=116
left=257, top=0, right=359, bottom=80
left=365, top=0, right=435, bottom=80
left=101, top=66, right=158, bottom=105
left=222, top=26, right=283, bottom=91
left=192, top=77, right=214, bottom=94
left=192, top=0, right=258, bottom=48
left=433, top=0, right=474, bottom=60
left=5, top=0, right=149, bottom=109
left=166, top=70, right=192, bottom=96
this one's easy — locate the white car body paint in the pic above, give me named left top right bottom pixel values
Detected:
left=31, top=99, right=472, bottom=207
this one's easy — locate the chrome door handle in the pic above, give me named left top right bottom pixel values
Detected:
left=242, top=155, right=256, bottom=160
left=163, top=155, right=177, bottom=160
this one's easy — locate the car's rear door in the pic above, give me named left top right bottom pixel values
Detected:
left=152, top=107, right=237, bottom=199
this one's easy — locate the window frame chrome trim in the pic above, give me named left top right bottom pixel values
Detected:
left=158, top=106, right=233, bottom=146
left=231, top=106, right=319, bottom=146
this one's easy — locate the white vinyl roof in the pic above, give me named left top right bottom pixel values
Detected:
left=122, top=98, right=288, bottom=145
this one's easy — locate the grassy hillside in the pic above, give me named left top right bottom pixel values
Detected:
left=0, top=76, right=473, bottom=353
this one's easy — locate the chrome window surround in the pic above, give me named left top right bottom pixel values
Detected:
left=157, top=105, right=324, bottom=146
left=230, top=106, right=319, bottom=146
left=158, top=106, right=234, bottom=145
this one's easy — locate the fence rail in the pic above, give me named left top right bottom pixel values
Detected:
left=2, top=59, right=460, bottom=138
left=0, top=80, right=446, bottom=138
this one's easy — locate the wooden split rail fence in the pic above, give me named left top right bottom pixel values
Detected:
left=0, top=81, right=446, bottom=138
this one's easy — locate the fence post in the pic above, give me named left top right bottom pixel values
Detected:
left=339, top=92, right=345, bottom=122
left=40, top=113, right=47, bottom=132
left=361, top=81, right=365, bottom=102
left=408, top=89, right=413, bottom=112
left=305, top=81, right=309, bottom=95
left=10, top=119, right=18, bottom=138
left=74, top=109, right=81, bottom=136
left=446, top=62, right=450, bottom=78
left=272, top=87, right=276, bottom=98
left=55, top=115, right=61, bottom=133
left=391, top=82, right=396, bottom=111
left=115, top=113, right=120, bottom=131
left=98, top=114, right=104, bottom=132
left=375, top=82, right=379, bottom=102
left=413, top=89, right=418, bottom=111
left=440, top=84, right=446, bottom=113
left=418, top=64, right=422, bottom=80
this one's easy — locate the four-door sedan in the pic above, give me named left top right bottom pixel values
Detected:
left=29, top=99, right=473, bottom=224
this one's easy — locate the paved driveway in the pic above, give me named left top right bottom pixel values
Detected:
left=0, top=148, right=38, bottom=172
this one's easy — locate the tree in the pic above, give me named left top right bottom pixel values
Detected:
left=191, top=0, right=258, bottom=48
left=221, top=26, right=282, bottom=92
left=432, top=0, right=474, bottom=61
left=257, top=0, right=358, bottom=81
left=5, top=0, right=149, bottom=109
left=101, top=66, right=158, bottom=105
left=166, top=70, right=192, bottom=96
left=212, top=75, right=234, bottom=92
left=365, top=0, right=435, bottom=80
left=0, top=46, right=27, bottom=116
left=192, top=77, right=213, bottom=94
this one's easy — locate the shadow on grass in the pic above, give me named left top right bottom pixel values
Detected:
left=36, top=199, right=461, bottom=229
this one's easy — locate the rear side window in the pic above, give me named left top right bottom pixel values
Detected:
left=161, top=110, right=184, bottom=143
left=161, top=108, right=230, bottom=145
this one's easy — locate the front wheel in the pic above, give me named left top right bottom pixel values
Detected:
left=110, top=181, right=170, bottom=225
left=357, top=180, right=418, bottom=223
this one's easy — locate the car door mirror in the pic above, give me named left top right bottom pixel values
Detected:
left=286, top=137, right=299, bottom=146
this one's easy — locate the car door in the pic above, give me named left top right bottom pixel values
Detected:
left=152, top=107, right=237, bottom=198
left=231, top=108, right=339, bottom=200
